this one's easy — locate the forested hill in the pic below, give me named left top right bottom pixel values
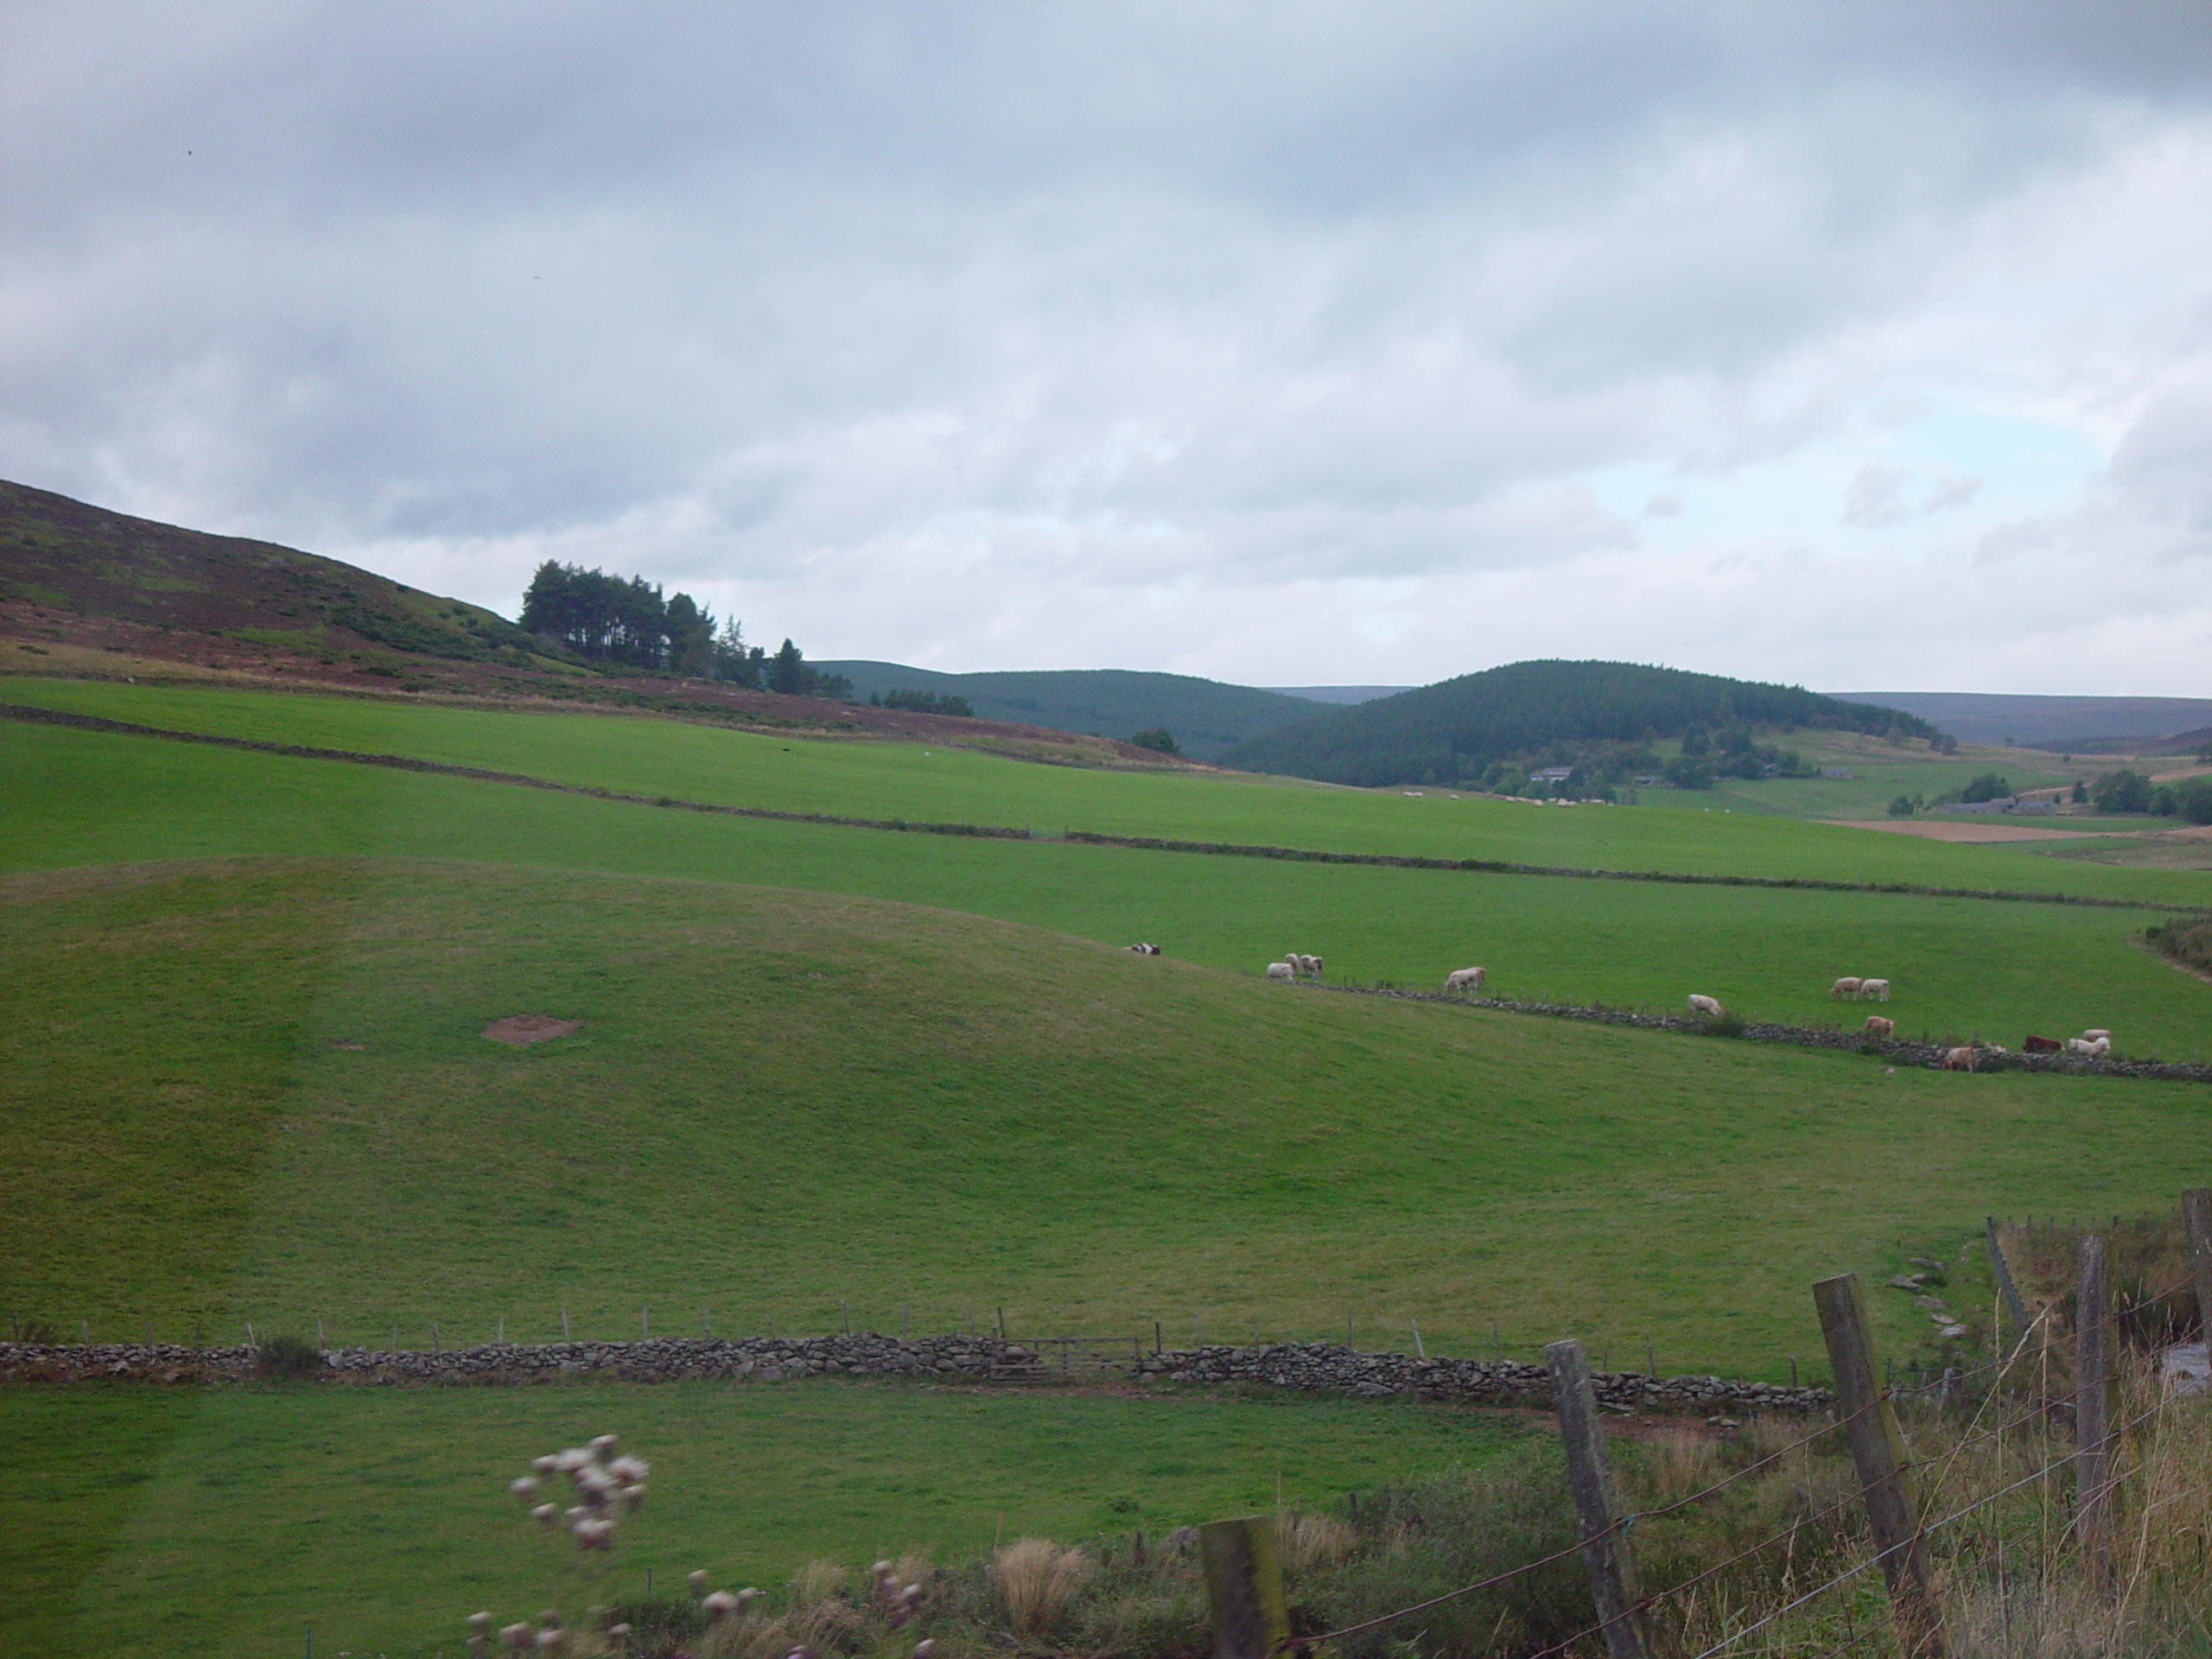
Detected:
left=814, top=662, right=1323, bottom=762
left=1218, top=660, right=1939, bottom=787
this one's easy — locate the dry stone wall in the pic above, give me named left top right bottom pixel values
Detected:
left=0, top=1334, right=1832, bottom=1415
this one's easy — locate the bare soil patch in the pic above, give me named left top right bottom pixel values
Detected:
left=480, top=1014, right=581, bottom=1045
left=1829, top=818, right=2090, bottom=842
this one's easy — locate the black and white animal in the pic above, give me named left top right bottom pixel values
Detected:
left=1125, top=943, right=1161, bottom=955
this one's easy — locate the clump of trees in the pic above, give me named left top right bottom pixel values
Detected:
left=872, top=690, right=973, bottom=717
left=1959, top=772, right=2012, bottom=804
left=518, top=563, right=853, bottom=697
left=1128, top=728, right=1180, bottom=754
left=2081, top=769, right=2212, bottom=824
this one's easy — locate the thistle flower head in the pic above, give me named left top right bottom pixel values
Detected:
left=737, top=1588, right=763, bottom=1607
left=589, top=1433, right=619, bottom=1458
left=703, top=1591, right=741, bottom=1619
left=572, top=1516, right=615, bottom=1550
left=913, top=1642, right=937, bottom=1659
left=531, top=1503, right=559, bottom=1528
left=688, top=1569, right=710, bottom=1599
left=467, top=1612, right=493, bottom=1631
left=510, top=1476, right=540, bottom=1499
left=619, top=1484, right=645, bottom=1512
left=608, top=1455, right=649, bottom=1482
left=500, top=1624, right=532, bottom=1649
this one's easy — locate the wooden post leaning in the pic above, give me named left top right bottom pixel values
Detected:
left=1813, top=1274, right=1946, bottom=1659
left=1198, top=1516, right=1290, bottom=1659
left=1986, top=1217, right=2030, bottom=1336
left=2183, top=1189, right=2212, bottom=1348
left=2075, top=1234, right=2117, bottom=1598
left=1544, top=1338, right=1650, bottom=1659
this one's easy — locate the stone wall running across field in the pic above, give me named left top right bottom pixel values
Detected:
left=0, top=1333, right=1832, bottom=1415
left=1341, top=986, right=2212, bottom=1084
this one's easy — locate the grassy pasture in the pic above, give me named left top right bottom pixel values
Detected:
left=5, top=677, right=2207, bottom=905
left=3, top=1376, right=1529, bottom=1659
left=6, top=721, right=2210, bottom=1061
left=6, top=855, right=2207, bottom=1378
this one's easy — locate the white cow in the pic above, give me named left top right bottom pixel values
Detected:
left=1859, top=978, right=1891, bottom=1002
left=1688, top=994, right=1724, bottom=1017
left=1444, top=966, right=1486, bottom=995
left=1829, top=976, right=1863, bottom=1001
left=1126, top=942, right=1160, bottom=956
left=1265, top=961, right=1296, bottom=982
left=1942, top=1046, right=1978, bottom=1071
left=2066, top=1036, right=2111, bottom=1058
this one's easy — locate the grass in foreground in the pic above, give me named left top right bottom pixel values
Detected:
left=0, top=1380, right=1528, bottom=1659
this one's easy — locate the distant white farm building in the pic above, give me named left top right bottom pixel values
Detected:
left=1531, top=766, right=1575, bottom=783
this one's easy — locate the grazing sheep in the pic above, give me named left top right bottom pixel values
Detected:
left=2065, top=1036, right=2111, bottom=1058
left=1830, top=976, right=1863, bottom=1000
left=1444, top=966, right=1487, bottom=995
left=1688, top=994, right=1724, bottom=1017
left=1942, top=1046, right=1978, bottom=1071
left=1125, top=943, right=1160, bottom=956
left=1298, top=953, right=1324, bottom=978
left=1265, top=961, right=1296, bottom=982
left=2082, top=1028, right=2111, bottom=1042
left=1863, top=1015, right=1894, bottom=1038
left=2023, top=1034, right=2062, bottom=1053
left=1859, top=978, right=1891, bottom=1002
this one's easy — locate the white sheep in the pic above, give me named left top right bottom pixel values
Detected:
left=1298, top=953, right=1324, bottom=978
left=1859, top=978, right=1891, bottom=1002
left=1688, top=994, right=1724, bottom=1017
left=1829, top=976, right=1863, bottom=1001
left=1942, top=1046, right=1978, bottom=1071
left=1444, top=966, right=1486, bottom=995
left=2082, top=1028, right=2111, bottom=1042
left=2065, top=1036, right=2111, bottom=1058
left=1265, top=961, right=1296, bottom=982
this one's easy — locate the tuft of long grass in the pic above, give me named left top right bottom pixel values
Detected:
left=993, top=1536, right=1095, bottom=1635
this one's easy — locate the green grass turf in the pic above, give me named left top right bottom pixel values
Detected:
left=0, top=1381, right=1532, bottom=1659
left=6, top=721, right=2209, bottom=1062
left=6, top=677, right=2205, bottom=905
left=7, top=855, right=2209, bottom=1382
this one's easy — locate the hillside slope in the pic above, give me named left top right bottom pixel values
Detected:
left=0, top=478, right=555, bottom=671
left=1835, top=690, right=2212, bottom=750
left=817, top=660, right=1325, bottom=760
left=1222, top=659, right=1938, bottom=787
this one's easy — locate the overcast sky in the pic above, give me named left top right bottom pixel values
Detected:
left=5, top=3, right=2210, bottom=691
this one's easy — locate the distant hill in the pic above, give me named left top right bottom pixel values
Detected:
left=1265, top=684, right=1414, bottom=705
left=0, top=479, right=557, bottom=671
left=1221, top=659, right=1936, bottom=787
left=814, top=662, right=1325, bottom=761
left=1834, top=690, right=2212, bottom=751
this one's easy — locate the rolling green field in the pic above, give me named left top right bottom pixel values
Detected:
left=8, top=855, right=2208, bottom=1369
left=5, top=677, right=2203, bottom=904
left=1, top=1380, right=1530, bottom=1659
left=7, top=683, right=2212, bottom=1659
left=5, top=721, right=2211, bottom=1062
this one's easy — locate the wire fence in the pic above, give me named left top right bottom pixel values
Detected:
left=1248, top=1245, right=2209, bottom=1659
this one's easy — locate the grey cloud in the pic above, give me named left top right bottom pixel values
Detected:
left=4, top=2, right=2212, bottom=687
left=1842, top=464, right=1909, bottom=526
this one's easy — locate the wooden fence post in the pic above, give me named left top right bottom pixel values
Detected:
left=1544, top=1338, right=1649, bottom=1659
left=1814, top=1274, right=1945, bottom=1659
left=1199, top=1516, right=1289, bottom=1659
left=1986, top=1217, right=2029, bottom=1335
left=2075, top=1235, right=2117, bottom=1598
left=2182, top=1189, right=2212, bottom=1341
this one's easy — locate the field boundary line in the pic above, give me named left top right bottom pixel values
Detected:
left=10, top=701, right=2207, bottom=913
left=1314, top=984, right=2212, bottom=1084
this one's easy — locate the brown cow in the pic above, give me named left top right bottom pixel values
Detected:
left=1863, top=1015, right=1894, bottom=1038
left=2023, top=1034, right=2061, bottom=1053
